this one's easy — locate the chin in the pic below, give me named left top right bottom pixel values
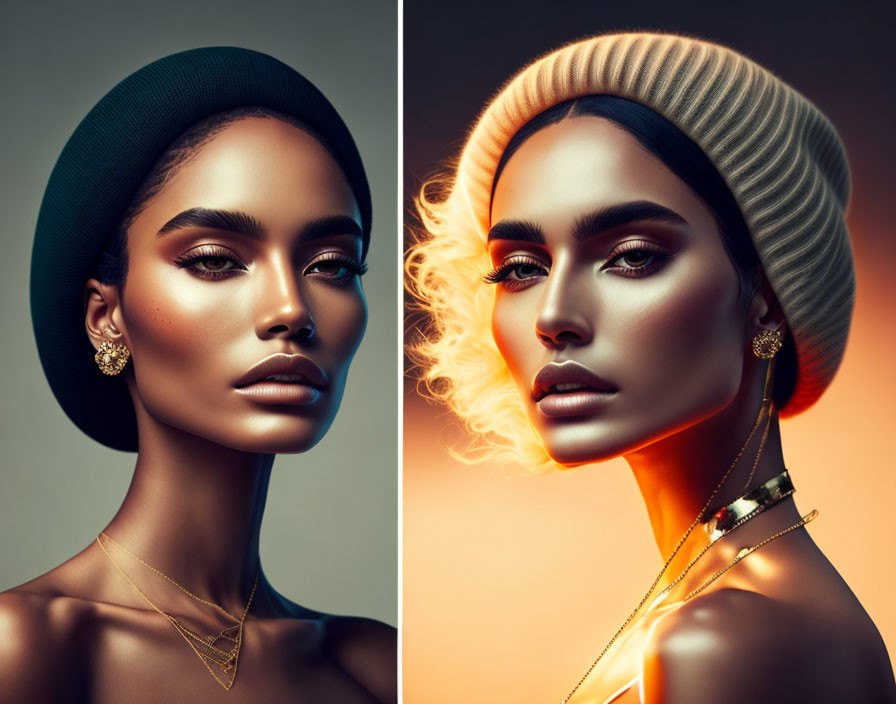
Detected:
left=228, top=416, right=338, bottom=454
left=169, top=410, right=339, bottom=455
left=537, top=421, right=637, bottom=467
left=205, top=429, right=327, bottom=455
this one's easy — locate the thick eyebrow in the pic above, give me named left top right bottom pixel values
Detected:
left=571, top=201, right=688, bottom=241
left=156, top=208, right=362, bottom=243
left=157, top=208, right=266, bottom=240
left=298, top=215, right=363, bottom=242
left=486, top=220, right=546, bottom=244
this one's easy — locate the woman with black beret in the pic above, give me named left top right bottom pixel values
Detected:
left=0, top=48, right=395, bottom=702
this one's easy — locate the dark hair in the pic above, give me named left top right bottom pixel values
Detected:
left=96, top=106, right=339, bottom=287
left=492, top=95, right=797, bottom=408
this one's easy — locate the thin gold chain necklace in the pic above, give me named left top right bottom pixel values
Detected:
left=646, top=468, right=795, bottom=613
left=559, top=364, right=816, bottom=704
left=96, top=533, right=259, bottom=691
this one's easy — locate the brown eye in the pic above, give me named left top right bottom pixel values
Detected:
left=603, top=242, right=668, bottom=276
left=303, top=253, right=367, bottom=284
left=618, top=250, right=652, bottom=268
left=198, top=257, right=235, bottom=272
left=174, top=246, right=246, bottom=280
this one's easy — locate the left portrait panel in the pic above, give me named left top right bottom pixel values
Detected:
left=0, top=1, right=397, bottom=701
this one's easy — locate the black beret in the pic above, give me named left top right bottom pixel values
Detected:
left=30, top=47, right=371, bottom=451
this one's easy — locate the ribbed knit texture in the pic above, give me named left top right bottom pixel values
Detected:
left=455, top=33, right=853, bottom=417
left=31, top=47, right=370, bottom=450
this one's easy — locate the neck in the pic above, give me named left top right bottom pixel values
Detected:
left=102, top=404, right=273, bottom=613
left=625, top=362, right=785, bottom=565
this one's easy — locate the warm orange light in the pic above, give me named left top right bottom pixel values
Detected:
left=404, top=220, right=896, bottom=702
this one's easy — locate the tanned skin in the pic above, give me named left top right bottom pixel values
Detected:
left=0, top=118, right=395, bottom=704
left=487, top=116, right=896, bottom=703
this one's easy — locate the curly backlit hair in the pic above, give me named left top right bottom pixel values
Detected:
left=407, top=174, right=553, bottom=470
left=406, top=33, right=853, bottom=472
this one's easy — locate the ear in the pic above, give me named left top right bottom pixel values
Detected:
left=746, top=273, right=787, bottom=337
left=85, top=278, right=128, bottom=350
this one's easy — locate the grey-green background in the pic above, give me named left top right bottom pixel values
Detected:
left=0, top=0, right=397, bottom=625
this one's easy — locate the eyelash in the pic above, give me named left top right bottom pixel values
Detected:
left=174, top=247, right=367, bottom=283
left=303, top=252, right=368, bottom=284
left=483, top=241, right=669, bottom=290
left=607, top=240, right=668, bottom=278
left=174, top=245, right=246, bottom=280
left=483, top=255, right=548, bottom=292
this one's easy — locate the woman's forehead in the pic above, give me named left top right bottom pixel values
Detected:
left=132, top=118, right=361, bottom=239
left=490, top=116, right=714, bottom=238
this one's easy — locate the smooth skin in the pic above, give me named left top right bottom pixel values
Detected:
left=0, top=118, right=395, bottom=704
left=488, top=116, right=895, bottom=704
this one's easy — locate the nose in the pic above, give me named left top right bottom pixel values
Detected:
left=255, top=254, right=314, bottom=341
left=534, top=261, right=593, bottom=349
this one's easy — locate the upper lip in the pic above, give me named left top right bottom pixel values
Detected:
left=532, top=361, right=617, bottom=401
left=235, top=354, right=328, bottom=389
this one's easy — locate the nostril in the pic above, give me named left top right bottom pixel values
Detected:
left=537, top=331, right=558, bottom=348
left=536, top=325, right=589, bottom=349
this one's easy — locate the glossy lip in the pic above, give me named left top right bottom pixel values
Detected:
left=533, top=361, right=618, bottom=418
left=234, top=353, right=328, bottom=406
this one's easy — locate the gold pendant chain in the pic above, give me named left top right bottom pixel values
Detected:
left=96, top=533, right=259, bottom=690
left=559, top=364, right=815, bottom=704
left=559, top=400, right=771, bottom=703
left=683, top=509, right=818, bottom=602
left=99, top=531, right=242, bottom=621
left=649, top=475, right=793, bottom=611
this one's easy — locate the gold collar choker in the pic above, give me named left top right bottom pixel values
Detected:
left=702, top=469, right=795, bottom=544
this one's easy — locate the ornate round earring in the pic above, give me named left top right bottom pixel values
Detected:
left=752, top=329, right=783, bottom=359
left=95, top=339, right=131, bottom=375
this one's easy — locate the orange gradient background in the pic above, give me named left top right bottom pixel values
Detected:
left=405, top=229, right=896, bottom=702
left=403, top=2, right=896, bottom=702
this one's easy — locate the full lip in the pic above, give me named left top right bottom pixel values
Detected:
left=234, top=353, right=329, bottom=390
left=532, top=361, right=617, bottom=402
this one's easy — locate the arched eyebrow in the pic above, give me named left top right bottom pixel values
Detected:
left=156, top=208, right=362, bottom=242
left=157, top=208, right=266, bottom=240
left=487, top=200, right=688, bottom=245
left=486, top=220, right=546, bottom=244
left=299, top=215, right=363, bottom=242
left=571, top=201, right=688, bottom=241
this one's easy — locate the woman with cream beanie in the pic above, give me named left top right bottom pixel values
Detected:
left=408, top=32, right=895, bottom=702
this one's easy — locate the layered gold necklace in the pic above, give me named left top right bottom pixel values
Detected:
left=96, top=532, right=259, bottom=690
left=559, top=365, right=818, bottom=704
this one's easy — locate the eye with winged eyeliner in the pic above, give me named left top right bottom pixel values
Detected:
left=174, top=245, right=367, bottom=284
left=174, top=244, right=247, bottom=280
left=303, top=251, right=368, bottom=283
left=484, top=238, right=670, bottom=290
left=483, top=255, right=549, bottom=290
left=601, top=240, right=670, bottom=277
left=484, top=200, right=685, bottom=290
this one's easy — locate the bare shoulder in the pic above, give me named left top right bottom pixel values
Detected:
left=642, top=588, right=896, bottom=704
left=322, top=614, right=397, bottom=704
left=0, top=588, right=91, bottom=703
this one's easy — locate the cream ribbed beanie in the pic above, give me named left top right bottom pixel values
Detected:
left=454, top=32, right=854, bottom=417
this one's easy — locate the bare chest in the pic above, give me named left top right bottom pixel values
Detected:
left=78, top=615, right=378, bottom=704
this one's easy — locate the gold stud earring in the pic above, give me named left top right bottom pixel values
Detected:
left=752, top=329, right=783, bottom=359
left=95, top=339, right=131, bottom=375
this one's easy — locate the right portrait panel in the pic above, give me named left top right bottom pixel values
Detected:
left=403, top=1, right=896, bottom=702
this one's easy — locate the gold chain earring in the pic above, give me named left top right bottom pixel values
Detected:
left=752, top=329, right=783, bottom=359
left=95, top=339, right=130, bottom=375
